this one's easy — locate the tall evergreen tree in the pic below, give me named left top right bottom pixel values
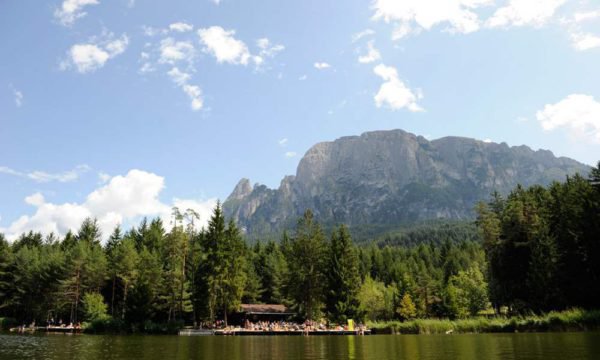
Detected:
left=283, top=209, right=327, bottom=320
left=326, top=225, right=361, bottom=323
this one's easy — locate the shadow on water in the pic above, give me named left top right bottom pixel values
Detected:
left=1, top=332, right=600, bottom=360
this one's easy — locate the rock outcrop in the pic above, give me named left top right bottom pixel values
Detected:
left=223, top=129, right=590, bottom=237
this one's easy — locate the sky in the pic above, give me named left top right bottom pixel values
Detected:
left=1, top=0, right=600, bottom=241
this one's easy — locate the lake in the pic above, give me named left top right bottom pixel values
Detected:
left=1, top=332, right=600, bottom=359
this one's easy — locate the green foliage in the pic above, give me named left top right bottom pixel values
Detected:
left=200, top=203, right=247, bottom=325
left=478, top=164, right=600, bottom=313
left=1, top=162, right=598, bottom=331
left=445, top=267, right=489, bottom=318
left=326, top=225, right=361, bottom=323
left=82, top=292, right=108, bottom=321
left=369, top=308, right=600, bottom=334
left=357, top=276, right=396, bottom=321
left=397, top=293, right=417, bottom=320
left=282, top=210, right=327, bottom=320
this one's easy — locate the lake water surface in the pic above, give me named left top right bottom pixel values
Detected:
left=1, top=332, right=599, bottom=359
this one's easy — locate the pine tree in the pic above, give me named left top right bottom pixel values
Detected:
left=283, top=209, right=327, bottom=320
left=326, top=225, right=361, bottom=323
left=113, top=238, right=139, bottom=319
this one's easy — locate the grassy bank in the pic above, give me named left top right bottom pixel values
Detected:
left=368, top=309, right=600, bottom=334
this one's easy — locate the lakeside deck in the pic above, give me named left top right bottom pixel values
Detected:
left=179, top=329, right=371, bottom=336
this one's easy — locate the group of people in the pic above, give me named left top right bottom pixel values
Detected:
left=240, top=319, right=367, bottom=334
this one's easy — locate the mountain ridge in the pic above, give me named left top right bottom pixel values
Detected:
left=223, top=129, right=590, bottom=238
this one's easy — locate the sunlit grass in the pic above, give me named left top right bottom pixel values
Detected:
left=368, top=308, right=600, bottom=334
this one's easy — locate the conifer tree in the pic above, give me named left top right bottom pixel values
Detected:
left=326, top=224, right=361, bottom=323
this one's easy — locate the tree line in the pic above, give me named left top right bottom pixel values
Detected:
left=477, top=162, right=600, bottom=313
left=0, top=208, right=488, bottom=328
left=0, top=162, right=598, bottom=330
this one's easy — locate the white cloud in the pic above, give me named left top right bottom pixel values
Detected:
left=372, top=0, right=493, bottom=39
left=352, top=29, right=376, bottom=42
left=570, top=32, right=600, bottom=51
left=278, top=138, right=288, bottom=146
left=105, top=35, right=129, bottom=57
left=167, top=67, right=191, bottom=86
left=256, top=38, right=285, bottom=59
left=183, top=84, right=204, bottom=111
left=62, top=34, right=129, bottom=73
left=142, top=25, right=168, bottom=37
left=358, top=40, right=381, bottom=64
left=573, top=10, right=600, bottom=23
left=314, top=62, right=331, bottom=70
left=0, top=169, right=217, bottom=241
left=139, top=62, right=155, bottom=74
left=25, top=193, right=45, bottom=207
left=285, top=151, right=297, bottom=158
left=167, top=67, right=204, bottom=111
left=198, top=26, right=252, bottom=65
left=159, top=38, right=195, bottom=64
left=54, top=0, right=99, bottom=26
left=211, top=0, right=222, bottom=4
left=483, top=138, right=493, bottom=143
left=0, top=164, right=91, bottom=183
left=373, top=64, right=423, bottom=112
left=169, top=22, right=194, bottom=32
left=487, top=0, right=567, bottom=28
left=536, top=94, right=600, bottom=143
left=66, top=44, right=110, bottom=73
left=13, top=89, right=23, bottom=107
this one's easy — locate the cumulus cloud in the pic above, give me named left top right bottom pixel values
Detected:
left=371, top=0, right=493, bottom=39
left=570, top=32, right=600, bottom=51
left=487, top=0, right=567, bottom=28
left=0, top=164, right=91, bottom=183
left=373, top=64, right=423, bottom=112
left=536, top=94, right=600, bottom=143
left=169, top=22, right=194, bottom=32
left=560, top=8, right=600, bottom=51
left=573, top=10, right=600, bottom=23
left=314, top=62, right=331, bottom=70
left=0, top=169, right=217, bottom=241
left=198, top=26, right=253, bottom=65
left=358, top=40, right=381, bottom=64
left=167, top=67, right=203, bottom=111
left=25, top=193, right=45, bottom=207
left=62, top=34, right=129, bottom=73
left=159, top=38, right=195, bottom=64
left=54, top=0, right=99, bottom=26
left=285, top=151, right=297, bottom=158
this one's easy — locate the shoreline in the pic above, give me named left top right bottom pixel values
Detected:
left=368, top=309, right=600, bottom=335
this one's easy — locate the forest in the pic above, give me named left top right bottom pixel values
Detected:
left=0, top=162, right=598, bottom=333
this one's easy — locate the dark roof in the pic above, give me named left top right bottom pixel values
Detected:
left=239, top=304, right=293, bottom=314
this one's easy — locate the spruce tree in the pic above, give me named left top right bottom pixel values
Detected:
left=326, top=225, right=361, bottom=323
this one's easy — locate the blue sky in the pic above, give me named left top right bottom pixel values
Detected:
left=1, top=0, right=600, bottom=240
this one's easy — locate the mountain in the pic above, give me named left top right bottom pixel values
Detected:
left=223, top=129, right=590, bottom=238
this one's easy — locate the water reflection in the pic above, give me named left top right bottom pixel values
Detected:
left=1, top=332, right=599, bottom=360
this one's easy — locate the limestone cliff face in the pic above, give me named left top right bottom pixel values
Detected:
left=223, top=129, right=590, bottom=236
